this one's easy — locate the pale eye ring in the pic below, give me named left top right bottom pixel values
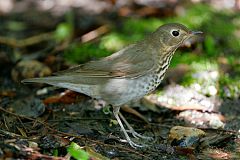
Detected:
left=171, top=30, right=180, bottom=37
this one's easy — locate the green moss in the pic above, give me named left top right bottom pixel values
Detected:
left=170, top=4, right=212, bottom=28
left=205, top=14, right=235, bottom=37
left=64, top=42, right=111, bottom=63
left=54, top=23, right=73, bottom=42
left=191, top=60, right=218, bottom=72
left=100, top=32, right=129, bottom=52
left=202, top=12, right=240, bottom=57
left=219, top=75, right=240, bottom=99
left=219, top=57, right=240, bottom=98
left=204, top=35, right=218, bottom=56
left=123, top=18, right=164, bottom=34
left=170, top=52, right=203, bottom=67
left=181, top=73, right=195, bottom=86
left=180, top=60, right=219, bottom=95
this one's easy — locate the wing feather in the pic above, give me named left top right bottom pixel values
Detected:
left=55, top=43, right=155, bottom=79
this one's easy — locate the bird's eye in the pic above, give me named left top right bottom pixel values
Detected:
left=172, top=30, right=179, bottom=37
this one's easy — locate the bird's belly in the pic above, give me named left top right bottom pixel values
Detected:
left=101, top=73, right=163, bottom=106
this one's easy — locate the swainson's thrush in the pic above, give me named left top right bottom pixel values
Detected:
left=22, top=23, right=202, bottom=148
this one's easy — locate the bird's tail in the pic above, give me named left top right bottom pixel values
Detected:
left=22, top=76, right=101, bottom=98
left=21, top=76, right=71, bottom=84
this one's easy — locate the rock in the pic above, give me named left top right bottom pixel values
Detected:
left=8, top=97, right=45, bottom=118
left=145, top=85, right=220, bottom=112
left=39, top=135, right=69, bottom=149
left=11, top=60, right=51, bottom=82
left=178, top=110, right=225, bottom=129
left=168, top=126, right=206, bottom=149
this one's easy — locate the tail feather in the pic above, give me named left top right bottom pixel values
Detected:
left=21, top=75, right=107, bottom=85
left=22, top=76, right=102, bottom=98
left=21, top=76, right=68, bottom=84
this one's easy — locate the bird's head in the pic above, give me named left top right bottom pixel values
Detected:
left=155, top=23, right=202, bottom=47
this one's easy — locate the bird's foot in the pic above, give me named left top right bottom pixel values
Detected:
left=123, top=136, right=147, bottom=148
left=132, top=132, right=153, bottom=141
left=128, top=140, right=146, bottom=148
left=128, top=130, right=153, bottom=141
left=113, top=106, right=153, bottom=148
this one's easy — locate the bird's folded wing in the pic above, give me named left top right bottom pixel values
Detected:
left=55, top=44, right=155, bottom=79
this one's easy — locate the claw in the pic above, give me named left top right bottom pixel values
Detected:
left=131, top=131, right=153, bottom=141
left=119, top=111, right=153, bottom=141
left=113, top=106, right=154, bottom=148
left=129, top=140, right=145, bottom=148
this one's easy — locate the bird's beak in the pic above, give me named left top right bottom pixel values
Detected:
left=189, top=31, right=203, bottom=35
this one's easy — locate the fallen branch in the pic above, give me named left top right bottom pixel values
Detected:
left=80, top=25, right=110, bottom=43
left=0, top=32, right=53, bottom=48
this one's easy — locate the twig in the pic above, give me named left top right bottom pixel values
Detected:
left=0, top=107, right=149, bottom=159
left=0, top=129, right=21, bottom=138
left=50, top=25, right=110, bottom=54
left=0, top=32, right=53, bottom=48
left=81, top=25, right=110, bottom=43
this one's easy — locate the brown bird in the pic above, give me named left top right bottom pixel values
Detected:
left=22, top=23, right=202, bottom=148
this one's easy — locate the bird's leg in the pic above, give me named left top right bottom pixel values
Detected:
left=113, top=106, right=144, bottom=148
left=118, top=112, right=153, bottom=140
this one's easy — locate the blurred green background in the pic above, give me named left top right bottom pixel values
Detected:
left=0, top=0, right=239, bottom=98
left=61, top=3, right=240, bottom=99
